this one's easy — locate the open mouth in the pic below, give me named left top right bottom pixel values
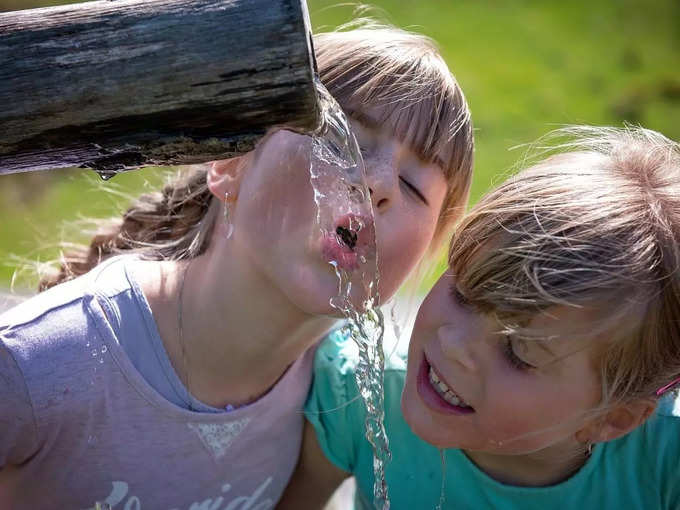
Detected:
left=321, top=214, right=371, bottom=271
left=336, top=225, right=358, bottom=249
left=428, top=366, right=473, bottom=409
left=417, top=356, right=475, bottom=415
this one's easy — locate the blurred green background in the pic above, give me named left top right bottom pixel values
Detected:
left=1, top=0, right=679, bottom=290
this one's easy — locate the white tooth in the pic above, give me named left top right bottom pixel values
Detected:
left=446, top=393, right=462, bottom=406
left=428, top=368, right=471, bottom=408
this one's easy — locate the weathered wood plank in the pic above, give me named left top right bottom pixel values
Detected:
left=0, top=0, right=321, bottom=175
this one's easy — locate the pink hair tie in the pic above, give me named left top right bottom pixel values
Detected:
left=655, top=376, right=680, bottom=397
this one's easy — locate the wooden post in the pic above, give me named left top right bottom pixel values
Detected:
left=0, top=0, right=321, bottom=175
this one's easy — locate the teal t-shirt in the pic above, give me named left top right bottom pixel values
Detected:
left=305, top=329, right=680, bottom=510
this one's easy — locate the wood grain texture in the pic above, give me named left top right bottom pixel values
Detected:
left=0, top=0, right=321, bottom=174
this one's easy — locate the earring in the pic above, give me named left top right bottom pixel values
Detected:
left=585, top=441, right=593, bottom=458
left=223, top=191, right=235, bottom=239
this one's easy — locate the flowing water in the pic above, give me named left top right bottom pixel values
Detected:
left=436, top=449, right=447, bottom=510
left=310, top=77, right=392, bottom=510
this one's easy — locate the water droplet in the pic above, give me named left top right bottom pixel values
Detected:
left=100, top=345, right=107, bottom=354
left=91, top=349, right=98, bottom=357
left=85, top=342, right=90, bottom=347
left=94, top=169, right=117, bottom=181
left=98, top=357, right=104, bottom=364
left=359, top=255, right=367, bottom=264
left=435, top=448, right=447, bottom=510
left=349, top=186, right=366, bottom=203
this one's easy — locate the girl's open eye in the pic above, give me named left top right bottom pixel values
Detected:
left=503, top=336, right=535, bottom=371
left=399, top=176, right=428, bottom=204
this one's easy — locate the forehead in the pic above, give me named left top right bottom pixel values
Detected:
left=346, top=102, right=449, bottom=170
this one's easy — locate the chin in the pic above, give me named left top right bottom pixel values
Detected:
left=278, top=257, right=390, bottom=318
left=400, top=379, right=458, bottom=449
left=287, top=290, right=337, bottom=317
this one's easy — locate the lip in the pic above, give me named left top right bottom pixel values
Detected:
left=321, top=213, right=374, bottom=271
left=416, top=355, right=475, bottom=415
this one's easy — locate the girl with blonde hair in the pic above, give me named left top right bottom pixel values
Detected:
left=0, top=25, right=473, bottom=509
left=285, top=126, right=680, bottom=510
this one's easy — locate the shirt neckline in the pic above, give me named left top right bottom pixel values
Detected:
left=86, top=255, right=312, bottom=421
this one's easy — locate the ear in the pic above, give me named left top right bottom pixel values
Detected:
left=576, top=399, right=657, bottom=444
left=206, top=157, right=248, bottom=201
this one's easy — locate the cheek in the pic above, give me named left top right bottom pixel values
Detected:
left=480, top=370, right=596, bottom=447
left=377, top=218, right=434, bottom=285
left=239, top=161, right=317, bottom=238
left=248, top=132, right=312, bottom=200
left=405, top=287, right=446, bottom=362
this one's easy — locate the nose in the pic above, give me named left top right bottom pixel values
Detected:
left=438, top=324, right=478, bottom=373
left=364, top=149, right=397, bottom=212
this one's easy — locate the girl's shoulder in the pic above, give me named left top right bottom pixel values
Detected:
left=641, top=392, right=680, bottom=451
left=0, top=275, right=89, bottom=333
left=0, top=255, right=134, bottom=332
left=631, top=393, right=680, bottom=450
left=0, top=255, right=141, bottom=386
left=598, top=392, right=680, bottom=503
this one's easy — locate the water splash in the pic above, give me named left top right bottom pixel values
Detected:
left=94, top=169, right=117, bottom=181
left=436, top=448, right=446, bottom=510
left=310, top=77, right=391, bottom=510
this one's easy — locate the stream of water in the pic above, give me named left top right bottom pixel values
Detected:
left=310, top=77, right=391, bottom=510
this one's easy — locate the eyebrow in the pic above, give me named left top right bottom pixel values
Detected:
left=346, top=109, right=381, bottom=130
left=512, top=335, right=556, bottom=359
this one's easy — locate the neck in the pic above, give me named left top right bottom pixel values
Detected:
left=144, top=247, right=337, bottom=409
left=464, top=441, right=591, bottom=487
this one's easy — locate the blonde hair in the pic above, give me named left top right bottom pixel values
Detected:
left=40, top=23, right=473, bottom=290
left=450, top=125, right=680, bottom=406
left=313, top=23, right=473, bottom=245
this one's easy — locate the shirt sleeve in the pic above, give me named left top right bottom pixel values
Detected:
left=304, top=329, right=365, bottom=474
left=0, top=335, right=40, bottom=469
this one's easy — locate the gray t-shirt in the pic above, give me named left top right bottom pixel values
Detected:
left=0, top=256, right=317, bottom=509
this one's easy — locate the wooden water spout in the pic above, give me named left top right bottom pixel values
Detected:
left=0, top=0, right=321, bottom=175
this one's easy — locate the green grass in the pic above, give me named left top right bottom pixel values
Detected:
left=1, top=0, right=679, bottom=289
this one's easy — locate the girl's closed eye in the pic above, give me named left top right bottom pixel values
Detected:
left=503, top=336, right=535, bottom=371
left=449, top=283, right=472, bottom=308
left=399, top=176, right=428, bottom=205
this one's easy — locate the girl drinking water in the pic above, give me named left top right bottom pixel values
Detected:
left=282, top=126, right=680, bottom=509
left=0, top=25, right=473, bottom=509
